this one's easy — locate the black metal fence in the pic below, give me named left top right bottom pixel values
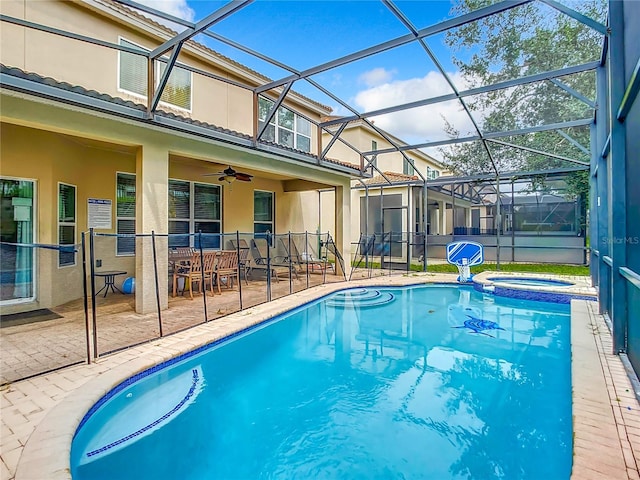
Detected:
left=0, top=230, right=344, bottom=384
left=350, top=230, right=589, bottom=279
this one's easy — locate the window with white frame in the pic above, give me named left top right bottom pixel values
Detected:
left=258, top=97, right=312, bottom=152
left=254, top=190, right=274, bottom=238
left=118, top=38, right=192, bottom=111
left=371, top=140, right=378, bottom=170
left=168, top=180, right=221, bottom=249
left=58, top=183, right=76, bottom=267
left=403, top=158, right=415, bottom=176
left=116, top=173, right=136, bottom=255
left=427, top=166, right=440, bottom=180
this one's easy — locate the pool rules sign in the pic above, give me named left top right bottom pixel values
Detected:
left=88, top=198, right=112, bottom=229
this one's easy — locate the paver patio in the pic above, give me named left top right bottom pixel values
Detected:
left=1, top=273, right=639, bottom=479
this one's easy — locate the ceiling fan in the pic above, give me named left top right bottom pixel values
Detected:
left=204, top=166, right=253, bottom=184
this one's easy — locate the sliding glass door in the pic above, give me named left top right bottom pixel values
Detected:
left=1, top=178, right=35, bottom=303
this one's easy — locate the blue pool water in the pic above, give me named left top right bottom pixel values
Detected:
left=71, top=285, right=572, bottom=479
left=487, top=277, right=575, bottom=287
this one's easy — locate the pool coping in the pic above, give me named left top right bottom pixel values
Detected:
left=6, top=274, right=639, bottom=479
left=472, top=271, right=598, bottom=304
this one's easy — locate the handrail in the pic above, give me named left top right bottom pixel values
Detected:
left=620, top=267, right=640, bottom=291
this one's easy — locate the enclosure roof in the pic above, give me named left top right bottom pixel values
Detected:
left=0, top=0, right=608, bottom=183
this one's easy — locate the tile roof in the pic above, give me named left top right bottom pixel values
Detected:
left=0, top=64, right=358, bottom=173
left=361, top=172, right=422, bottom=186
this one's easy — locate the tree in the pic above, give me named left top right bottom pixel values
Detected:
left=439, top=0, right=606, bottom=189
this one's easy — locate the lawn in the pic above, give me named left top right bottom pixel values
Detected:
left=354, top=261, right=590, bottom=276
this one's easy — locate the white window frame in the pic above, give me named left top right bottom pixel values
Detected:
left=117, top=37, right=193, bottom=113
left=427, top=167, right=440, bottom=180
left=253, top=189, right=275, bottom=235
left=258, top=97, right=312, bottom=152
left=116, top=172, right=136, bottom=257
left=168, top=179, right=222, bottom=248
left=0, top=176, right=38, bottom=306
left=57, top=182, right=77, bottom=268
left=403, top=158, right=415, bottom=176
left=371, top=140, right=378, bottom=169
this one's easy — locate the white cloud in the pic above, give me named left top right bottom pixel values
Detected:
left=354, top=71, right=480, bottom=146
left=358, top=67, right=396, bottom=88
left=134, top=0, right=195, bottom=28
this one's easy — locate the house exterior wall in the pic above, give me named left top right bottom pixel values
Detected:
left=0, top=0, right=325, bottom=149
left=0, top=87, right=351, bottom=313
left=322, top=122, right=444, bottom=175
left=0, top=122, right=137, bottom=312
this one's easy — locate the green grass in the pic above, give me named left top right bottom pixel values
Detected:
left=353, top=261, right=590, bottom=276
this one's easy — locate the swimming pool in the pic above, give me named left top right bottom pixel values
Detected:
left=71, top=285, right=572, bottom=479
left=487, top=277, right=575, bottom=287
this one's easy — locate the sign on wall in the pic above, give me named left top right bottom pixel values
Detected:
left=88, top=198, right=112, bottom=229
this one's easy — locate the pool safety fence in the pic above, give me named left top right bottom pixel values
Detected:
left=0, top=240, right=88, bottom=385
left=350, top=230, right=589, bottom=280
left=0, top=230, right=344, bottom=383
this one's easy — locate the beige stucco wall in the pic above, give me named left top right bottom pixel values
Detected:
left=1, top=83, right=353, bottom=313
left=0, top=0, right=324, bottom=150
left=0, top=122, right=137, bottom=313
left=321, top=124, right=443, bottom=177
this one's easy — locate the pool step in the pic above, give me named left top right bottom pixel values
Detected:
left=326, top=288, right=395, bottom=308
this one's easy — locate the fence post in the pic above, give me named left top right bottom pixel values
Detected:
left=266, top=231, right=272, bottom=302
left=89, top=228, right=98, bottom=358
left=198, top=231, right=208, bottom=321
left=288, top=232, right=293, bottom=294
left=81, top=232, right=91, bottom=364
left=236, top=230, right=243, bottom=311
left=151, top=231, right=163, bottom=337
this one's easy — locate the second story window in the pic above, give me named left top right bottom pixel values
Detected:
left=258, top=97, right=311, bottom=152
left=427, top=167, right=440, bottom=180
left=118, top=39, right=192, bottom=111
left=403, top=158, right=415, bottom=176
left=371, top=140, right=377, bottom=170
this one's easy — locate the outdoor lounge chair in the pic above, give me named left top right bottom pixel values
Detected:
left=278, top=237, right=330, bottom=274
left=228, top=239, right=252, bottom=284
left=249, top=238, right=299, bottom=282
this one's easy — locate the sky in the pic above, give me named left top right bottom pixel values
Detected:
left=131, top=0, right=480, bottom=155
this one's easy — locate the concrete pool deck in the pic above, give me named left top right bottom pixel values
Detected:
left=1, top=273, right=639, bottom=479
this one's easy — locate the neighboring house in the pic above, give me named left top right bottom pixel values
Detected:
left=0, top=0, right=361, bottom=314
left=300, top=118, right=476, bottom=259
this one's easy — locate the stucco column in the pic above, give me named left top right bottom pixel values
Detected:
left=465, top=208, right=472, bottom=228
left=135, top=143, right=169, bottom=314
left=334, top=182, right=351, bottom=277
left=430, top=208, right=439, bottom=235
left=439, top=201, right=447, bottom=235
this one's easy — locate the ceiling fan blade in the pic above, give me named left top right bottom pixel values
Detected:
left=235, top=173, right=253, bottom=182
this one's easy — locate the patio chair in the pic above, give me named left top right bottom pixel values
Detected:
left=213, top=250, right=239, bottom=294
left=279, top=237, right=330, bottom=274
left=229, top=239, right=251, bottom=285
left=168, top=247, right=196, bottom=274
left=172, top=251, right=216, bottom=299
left=249, top=238, right=298, bottom=282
